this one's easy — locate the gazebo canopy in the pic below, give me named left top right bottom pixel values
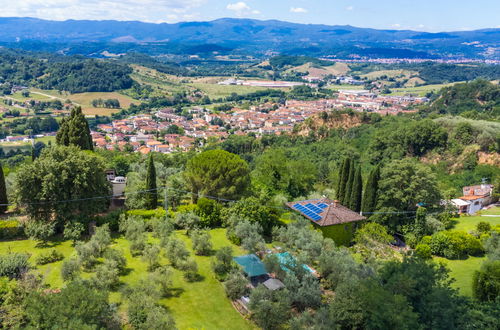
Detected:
left=234, top=254, right=268, bottom=277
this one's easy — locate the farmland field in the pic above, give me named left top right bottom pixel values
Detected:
left=388, top=82, right=459, bottom=96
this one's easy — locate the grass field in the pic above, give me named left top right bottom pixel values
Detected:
left=30, top=89, right=141, bottom=116
left=0, top=228, right=255, bottom=330
left=452, top=206, right=500, bottom=232
left=9, top=91, right=52, bottom=102
left=0, top=136, right=56, bottom=152
left=434, top=256, right=484, bottom=297
left=432, top=206, right=500, bottom=296
left=188, top=82, right=283, bottom=99
left=361, top=69, right=417, bottom=80
left=388, top=82, right=459, bottom=96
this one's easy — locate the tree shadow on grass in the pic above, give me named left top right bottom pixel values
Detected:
left=165, top=287, right=185, bottom=298
left=184, top=273, right=205, bottom=283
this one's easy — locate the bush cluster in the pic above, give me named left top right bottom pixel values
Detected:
left=0, top=252, right=30, bottom=279
left=423, top=231, right=484, bottom=259
left=0, top=219, right=24, bottom=239
left=35, top=250, right=64, bottom=265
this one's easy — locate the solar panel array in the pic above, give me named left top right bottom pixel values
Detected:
left=292, top=201, right=329, bottom=222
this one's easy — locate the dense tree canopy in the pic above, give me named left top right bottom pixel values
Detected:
left=56, top=107, right=94, bottom=151
left=374, top=158, right=441, bottom=232
left=15, top=145, right=110, bottom=227
left=184, top=150, right=250, bottom=201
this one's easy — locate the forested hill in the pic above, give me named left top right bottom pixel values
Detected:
left=0, top=17, right=498, bottom=59
left=428, top=80, right=500, bottom=119
left=0, top=49, right=133, bottom=93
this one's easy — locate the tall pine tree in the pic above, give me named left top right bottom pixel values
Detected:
left=361, top=166, right=380, bottom=214
left=56, top=107, right=93, bottom=150
left=343, top=160, right=355, bottom=207
left=0, top=163, right=8, bottom=214
left=145, top=153, right=158, bottom=210
left=338, top=158, right=351, bottom=204
left=349, top=166, right=362, bottom=212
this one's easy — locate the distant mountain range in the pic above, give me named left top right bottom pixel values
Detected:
left=0, top=17, right=498, bottom=59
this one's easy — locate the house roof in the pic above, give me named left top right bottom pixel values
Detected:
left=263, top=278, right=285, bottom=291
left=451, top=199, right=471, bottom=206
left=459, top=195, right=487, bottom=201
left=286, top=198, right=366, bottom=227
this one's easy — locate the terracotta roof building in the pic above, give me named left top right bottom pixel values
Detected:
left=286, top=198, right=366, bottom=245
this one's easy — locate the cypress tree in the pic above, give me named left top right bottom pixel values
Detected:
left=349, top=166, right=362, bottom=212
left=0, top=163, right=8, bottom=214
left=338, top=158, right=351, bottom=204
left=336, top=158, right=347, bottom=200
left=343, top=160, right=355, bottom=207
left=361, top=166, right=380, bottom=214
left=145, top=153, right=158, bottom=210
left=56, top=107, right=93, bottom=151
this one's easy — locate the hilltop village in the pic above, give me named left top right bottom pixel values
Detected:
left=92, top=90, right=428, bottom=153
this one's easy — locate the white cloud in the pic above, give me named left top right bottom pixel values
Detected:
left=391, top=23, right=401, bottom=28
left=345, top=6, right=354, bottom=11
left=226, top=2, right=260, bottom=16
left=0, top=0, right=206, bottom=23
left=290, top=7, right=308, bottom=14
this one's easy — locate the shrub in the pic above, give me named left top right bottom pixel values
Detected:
left=153, top=219, right=174, bottom=247
left=175, top=212, right=200, bottom=234
left=0, top=219, right=23, bottom=239
left=212, top=246, right=235, bottom=280
left=224, top=271, right=249, bottom=300
left=0, top=252, right=30, bottom=279
left=196, top=198, right=221, bottom=227
left=127, top=208, right=167, bottom=220
left=428, top=231, right=484, bottom=259
left=149, top=266, right=173, bottom=297
left=103, top=248, right=127, bottom=273
left=95, top=209, right=123, bottom=232
left=191, top=230, right=213, bottom=256
left=92, top=224, right=111, bottom=255
left=415, top=244, right=432, bottom=259
left=75, top=241, right=98, bottom=270
left=472, top=260, right=500, bottom=302
left=477, top=222, right=492, bottom=233
left=94, top=260, right=120, bottom=290
left=61, top=258, right=81, bottom=281
left=179, top=258, right=199, bottom=282
left=63, top=222, right=85, bottom=243
left=35, top=250, right=64, bottom=265
left=142, top=244, right=161, bottom=271
left=165, top=237, right=189, bottom=268
left=24, top=220, right=55, bottom=243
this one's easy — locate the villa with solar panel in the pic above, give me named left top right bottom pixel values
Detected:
left=287, top=198, right=366, bottom=245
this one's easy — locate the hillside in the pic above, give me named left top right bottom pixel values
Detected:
left=0, top=17, right=498, bottom=59
left=429, top=80, right=500, bottom=118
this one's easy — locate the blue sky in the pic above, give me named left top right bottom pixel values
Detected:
left=1, top=0, right=499, bottom=32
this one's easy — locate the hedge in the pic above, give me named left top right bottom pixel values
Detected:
left=0, top=219, right=24, bottom=239
left=126, top=208, right=167, bottom=220
left=424, top=230, right=484, bottom=259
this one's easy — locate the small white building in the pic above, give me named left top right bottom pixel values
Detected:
left=451, top=183, right=494, bottom=215
left=111, top=176, right=127, bottom=197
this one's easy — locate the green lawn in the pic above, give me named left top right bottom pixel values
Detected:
left=452, top=206, right=500, bottom=232
left=0, top=228, right=255, bottom=330
left=431, top=206, right=500, bottom=297
left=434, top=256, right=484, bottom=297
